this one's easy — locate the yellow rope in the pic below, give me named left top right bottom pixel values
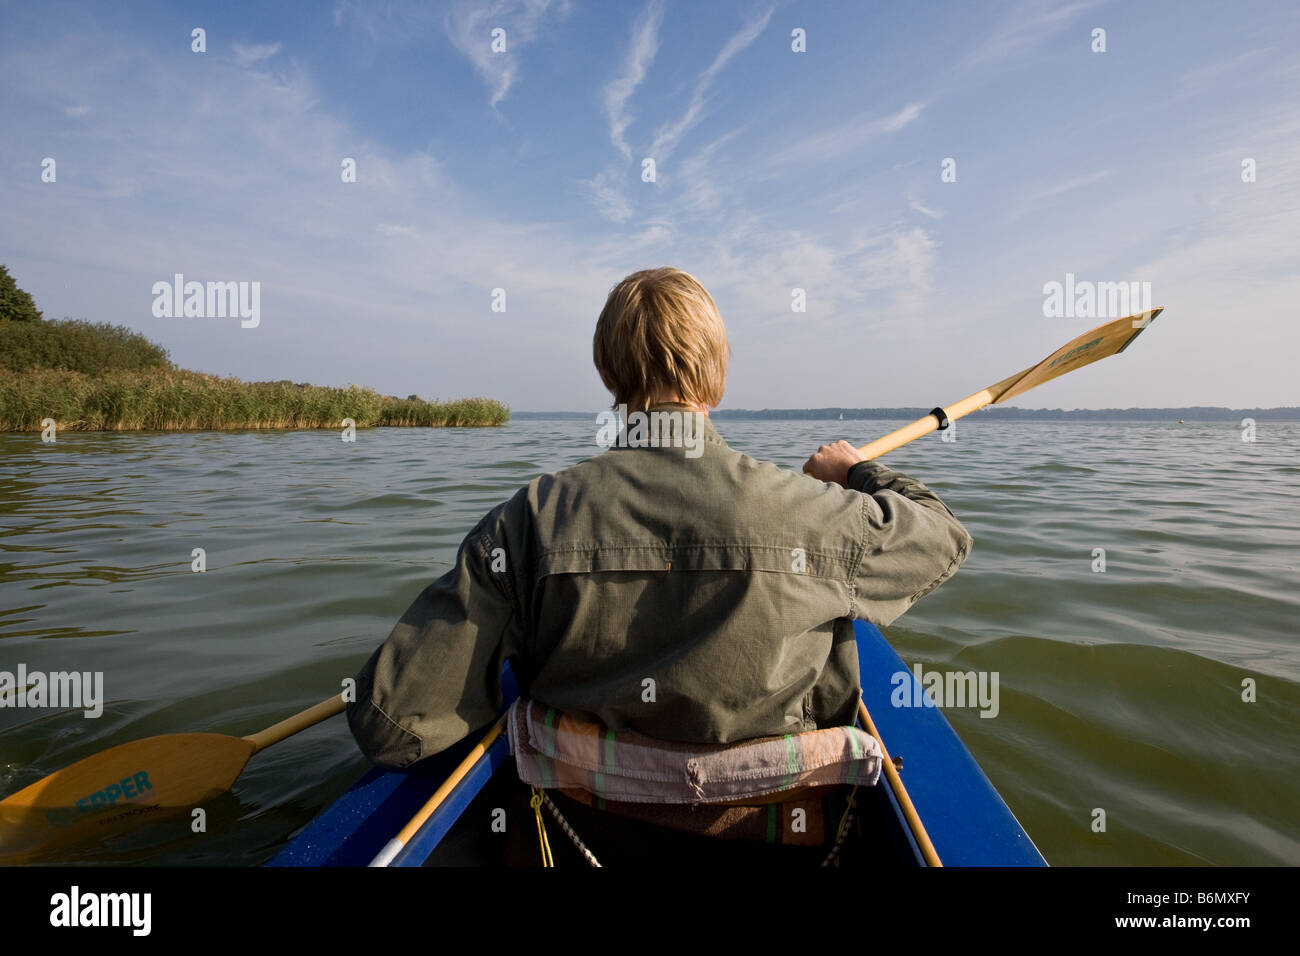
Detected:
left=530, top=787, right=554, bottom=867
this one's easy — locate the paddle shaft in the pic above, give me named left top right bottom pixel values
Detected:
left=369, top=712, right=509, bottom=867
left=856, top=371, right=1022, bottom=460
left=244, top=694, right=347, bottom=754
left=858, top=699, right=942, bottom=867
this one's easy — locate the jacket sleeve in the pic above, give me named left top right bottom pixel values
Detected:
left=346, top=497, right=525, bottom=769
left=844, top=460, right=973, bottom=627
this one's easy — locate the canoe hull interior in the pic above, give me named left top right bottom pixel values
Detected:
left=269, top=621, right=1046, bottom=867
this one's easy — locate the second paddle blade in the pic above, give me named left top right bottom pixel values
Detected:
left=0, top=732, right=254, bottom=860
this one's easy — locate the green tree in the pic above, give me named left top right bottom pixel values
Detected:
left=0, top=318, right=171, bottom=373
left=0, top=264, right=43, bottom=322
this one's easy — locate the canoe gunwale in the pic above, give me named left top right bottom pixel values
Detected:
left=269, top=621, right=1046, bottom=867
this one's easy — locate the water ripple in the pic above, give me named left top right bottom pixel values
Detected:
left=0, top=419, right=1296, bottom=865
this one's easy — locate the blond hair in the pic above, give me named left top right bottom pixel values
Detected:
left=593, top=268, right=729, bottom=412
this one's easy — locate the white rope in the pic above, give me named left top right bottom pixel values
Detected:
left=539, top=791, right=602, bottom=867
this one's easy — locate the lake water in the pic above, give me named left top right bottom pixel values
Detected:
left=1, top=418, right=1297, bottom=865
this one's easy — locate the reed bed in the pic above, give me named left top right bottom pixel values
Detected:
left=0, top=369, right=509, bottom=431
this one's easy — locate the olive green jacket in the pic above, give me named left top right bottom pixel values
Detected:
left=347, top=407, right=972, bottom=769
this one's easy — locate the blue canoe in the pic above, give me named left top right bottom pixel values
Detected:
left=270, top=620, right=1046, bottom=867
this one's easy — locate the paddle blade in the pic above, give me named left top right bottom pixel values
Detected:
left=0, top=733, right=253, bottom=860
left=854, top=307, right=1165, bottom=461
left=989, top=308, right=1163, bottom=405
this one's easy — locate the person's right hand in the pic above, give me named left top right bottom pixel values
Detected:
left=802, top=440, right=867, bottom=488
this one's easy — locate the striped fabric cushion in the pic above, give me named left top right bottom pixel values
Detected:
left=507, top=699, right=881, bottom=805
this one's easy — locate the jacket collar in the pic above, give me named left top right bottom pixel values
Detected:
left=642, top=402, right=726, bottom=446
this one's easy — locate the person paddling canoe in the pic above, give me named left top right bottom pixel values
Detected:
left=346, top=267, right=972, bottom=864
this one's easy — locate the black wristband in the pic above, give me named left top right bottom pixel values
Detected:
left=846, top=460, right=881, bottom=491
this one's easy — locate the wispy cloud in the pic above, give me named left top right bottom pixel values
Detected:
left=0, top=26, right=614, bottom=396
left=648, top=6, right=773, bottom=162
left=625, top=221, right=673, bottom=251
left=604, top=0, right=664, bottom=159
left=332, top=0, right=438, bottom=40
left=1028, top=169, right=1114, bottom=202
left=962, top=0, right=1103, bottom=69
left=1138, top=102, right=1300, bottom=291
left=582, top=168, right=635, bottom=222
left=669, top=125, right=749, bottom=216
left=232, top=42, right=281, bottom=67
left=908, top=194, right=944, bottom=220
left=1178, top=47, right=1272, bottom=88
left=5, top=0, right=1297, bottom=411
left=443, top=0, right=568, bottom=107
left=756, top=101, right=927, bottom=174
left=865, top=227, right=939, bottom=299
left=680, top=220, right=942, bottom=355
left=1007, top=169, right=1114, bottom=220
left=584, top=7, right=770, bottom=226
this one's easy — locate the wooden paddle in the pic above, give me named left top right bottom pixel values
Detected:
left=855, top=308, right=1163, bottom=459
left=0, top=694, right=345, bottom=859
left=369, top=712, right=509, bottom=866
left=857, top=698, right=941, bottom=866
left=841, top=309, right=1164, bottom=864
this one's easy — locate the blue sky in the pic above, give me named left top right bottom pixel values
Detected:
left=2, top=0, right=1297, bottom=410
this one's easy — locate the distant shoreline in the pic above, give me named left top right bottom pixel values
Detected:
left=511, top=406, right=1300, bottom=422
